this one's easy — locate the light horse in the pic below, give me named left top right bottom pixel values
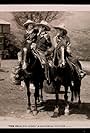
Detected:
left=19, top=47, right=45, bottom=115
left=48, top=45, right=81, bottom=116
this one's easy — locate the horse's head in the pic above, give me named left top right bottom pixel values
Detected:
left=22, top=47, right=36, bottom=71
left=53, top=46, right=66, bottom=68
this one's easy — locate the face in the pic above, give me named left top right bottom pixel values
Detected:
left=27, top=24, right=34, bottom=30
left=39, top=25, right=46, bottom=32
left=56, top=29, right=63, bottom=36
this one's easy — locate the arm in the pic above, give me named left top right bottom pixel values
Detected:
left=53, top=35, right=58, bottom=48
left=61, top=45, right=65, bottom=66
left=45, top=34, right=54, bottom=55
left=66, top=36, right=71, bottom=54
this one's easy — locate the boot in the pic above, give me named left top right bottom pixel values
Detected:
left=79, top=69, right=86, bottom=79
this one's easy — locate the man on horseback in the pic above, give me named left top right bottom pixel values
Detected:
left=34, top=20, right=54, bottom=84
left=53, top=23, right=86, bottom=80
left=12, top=19, right=39, bottom=85
left=22, top=19, right=39, bottom=70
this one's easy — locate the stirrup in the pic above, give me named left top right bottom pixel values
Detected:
left=80, top=71, right=86, bottom=79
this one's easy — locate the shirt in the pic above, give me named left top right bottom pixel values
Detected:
left=56, top=35, right=71, bottom=50
left=23, top=28, right=39, bottom=48
left=36, top=31, right=52, bottom=52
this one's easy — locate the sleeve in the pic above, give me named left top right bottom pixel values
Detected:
left=22, top=33, right=27, bottom=47
left=53, top=35, right=58, bottom=47
left=46, top=35, right=52, bottom=48
left=66, top=36, right=71, bottom=54
left=66, top=36, right=71, bottom=46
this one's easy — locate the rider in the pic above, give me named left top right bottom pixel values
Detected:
left=53, top=23, right=86, bottom=80
left=35, top=20, right=54, bottom=84
left=12, top=19, right=39, bottom=85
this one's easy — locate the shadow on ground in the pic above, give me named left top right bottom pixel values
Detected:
left=39, top=99, right=90, bottom=119
left=0, top=68, right=9, bottom=73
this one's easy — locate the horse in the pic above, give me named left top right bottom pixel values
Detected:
left=48, top=45, right=81, bottom=116
left=19, top=47, right=45, bottom=115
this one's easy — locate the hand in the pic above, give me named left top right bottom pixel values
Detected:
left=31, top=43, right=36, bottom=50
left=45, top=51, right=48, bottom=56
left=44, top=34, right=49, bottom=40
left=62, top=61, right=65, bottom=66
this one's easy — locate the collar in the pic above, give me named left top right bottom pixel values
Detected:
left=26, top=29, right=34, bottom=34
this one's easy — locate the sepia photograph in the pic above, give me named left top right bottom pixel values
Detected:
left=0, top=4, right=90, bottom=128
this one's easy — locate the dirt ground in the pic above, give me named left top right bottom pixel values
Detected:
left=0, top=60, right=90, bottom=128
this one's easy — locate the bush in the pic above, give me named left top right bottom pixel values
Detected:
left=3, top=33, right=20, bottom=59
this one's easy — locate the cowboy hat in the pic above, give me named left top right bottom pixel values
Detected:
left=53, top=23, right=67, bottom=33
left=36, top=20, right=51, bottom=31
left=23, top=19, right=35, bottom=27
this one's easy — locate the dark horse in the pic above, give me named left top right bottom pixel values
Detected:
left=48, top=46, right=81, bottom=116
left=20, top=47, right=44, bottom=115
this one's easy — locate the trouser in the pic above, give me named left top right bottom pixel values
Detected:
left=66, top=54, right=85, bottom=78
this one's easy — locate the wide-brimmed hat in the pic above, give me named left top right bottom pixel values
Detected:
left=36, top=20, right=51, bottom=31
left=23, top=19, right=35, bottom=27
left=53, top=23, right=67, bottom=33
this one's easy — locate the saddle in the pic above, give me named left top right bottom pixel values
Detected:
left=31, top=48, right=54, bottom=68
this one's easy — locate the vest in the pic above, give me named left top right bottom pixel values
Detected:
left=36, top=32, right=52, bottom=52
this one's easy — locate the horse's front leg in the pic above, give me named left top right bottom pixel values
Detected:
left=77, top=84, right=81, bottom=104
left=22, top=47, right=27, bottom=70
left=32, top=83, right=39, bottom=115
left=39, top=81, right=44, bottom=103
left=64, top=86, right=70, bottom=116
left=26, top=81, right=31, bottom=113
left=53, top=81, right=59, bottom=117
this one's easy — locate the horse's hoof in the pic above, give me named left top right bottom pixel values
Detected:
left=52, top=112, right=58, bottom=117
left=26, top=109, right=31, bottom=114
left=64, top=108, right=69, bottom=116
left=32, top=110, right=38, bottom=116
left=53, top=107, right=59, bottom=117
left=64, top=112, right=69, bottom=116
left=54, top=107, right=59, bottom=113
